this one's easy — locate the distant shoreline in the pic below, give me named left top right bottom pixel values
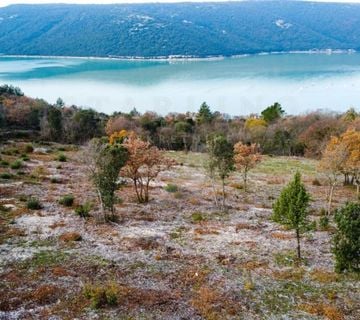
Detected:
left=0, top=49, right=357, bottom=62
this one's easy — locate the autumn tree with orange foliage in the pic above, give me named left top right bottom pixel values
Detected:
left=234, top=142, right=261, bottom=192
left=340, top=129, right=360, bottom=196
left=121, top=133, right=176, bottom=203
left=319, top=136, right=350, bottom=215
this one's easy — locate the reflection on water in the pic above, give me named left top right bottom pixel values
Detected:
left=0, top=54, right=359, bottom=115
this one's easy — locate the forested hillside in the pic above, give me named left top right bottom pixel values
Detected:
left=1, top=1, right=360, bottom=58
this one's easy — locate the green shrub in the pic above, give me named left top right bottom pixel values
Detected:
left=83, top=282, right=120, bottom=309
left=59, top=194, right=74, bottom=207
left=21, top=154, right=30, bottom=161
left=27, top=198, right=42, bottom=210
left=57, top=153, right=67, bottom=162
left=75, top=202, right=91, bottom=218
left=25, top=144, right=34, bottom=153
left=164, top=183, right=178, bottom=193
left=0, top=160, right=9, bottom=167
left=2, top=147, right=19, bottom=155
left=10, top=159, right=23, bottom=169
left=191, top=212, right=205, bottom=223
left=319, top=215, right=330, bottom=231
left=50, top=177, right=61, bottom=184
left=333, top=202, right=360, bottom=273
left=0, top=172, right=13, bottom=179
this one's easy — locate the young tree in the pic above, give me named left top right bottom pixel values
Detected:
left=319, top=136, right=349, bottom=215
left=122, top=133, right=175, bottom=203
left=85, top=138, right=128, bottom=222
left=272, top=172, right=311, bottom=260
left=206, top=134, right=234, bottom=210
left=41, top=106, right=63, bottom=141
left=233, top=142, right=261, bottom=192
left=333, top=202, right=360, bottom=273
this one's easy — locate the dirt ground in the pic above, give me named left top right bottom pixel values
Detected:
left=0, top=141, right=359, bottom=320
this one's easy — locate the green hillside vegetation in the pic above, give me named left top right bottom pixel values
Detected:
left=0, top=2, right=360, bottom=57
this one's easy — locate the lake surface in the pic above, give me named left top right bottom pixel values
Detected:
left=1, top=53, right=360, bottom=115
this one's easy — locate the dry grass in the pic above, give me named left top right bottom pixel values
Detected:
left=310, top=269, right=339, bottom=283
left=194, top=227, right=220, bottom=235
left=299, top=303, right=345, bottom=320
left=271, top=232, right=293, bottom=240
left=235, top=223, right=259, bottom=232
left=29, top=285, right=61, bottom=305
left=272, top=268, right=305, bottom=281
left=59, top=232, right=82, bottom=242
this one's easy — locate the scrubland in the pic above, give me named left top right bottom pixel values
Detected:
left=0, top=140, right=359, bottom=320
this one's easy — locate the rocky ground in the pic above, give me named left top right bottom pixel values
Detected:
left=0, top=141, right=359, bottom=320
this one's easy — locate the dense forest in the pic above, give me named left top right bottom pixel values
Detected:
left=1, top=84, right=359, bottom=159
left=1, top=1, right=360, bottom=57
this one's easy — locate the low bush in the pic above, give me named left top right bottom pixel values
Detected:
left=0, top=160, right=9, bottom=167
left=83, top=282, right=120, bottom=308
left=164, top=184, right=178, bottom=193
left=75, top=202, right=91, bottom=218
left=59, top=194, right=74, bottom=207
left=10, top=159, right=23, bottom=169
left=27, top=197, right=42, bottom=210
left=319, top=215, right=330, bottom=231
left=24, top=144, right=34, bottom=153
left=312, top=178, right=321, bottom=186
left=0, top=172, right=13, bottom=179
left=57, top=153, right=67, bottom=162
left=50, top=177, right=61, bottom=184
left=20, top=154, right=30, bottom=161
left=191, top=212, right=205, bottom=223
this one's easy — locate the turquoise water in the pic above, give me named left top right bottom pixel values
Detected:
left=0, top=53, right=360, bottom=115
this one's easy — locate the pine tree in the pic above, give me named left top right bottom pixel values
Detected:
left=196, top=102, right=213, bottom=124
left=333, top=202, right=360, bottom=273
left=206, top=134, right=234, bottom=210
left=272, top=172, right=311, bottom=260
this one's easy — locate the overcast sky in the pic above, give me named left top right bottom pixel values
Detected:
left=1, top=0, right=360, bottom=7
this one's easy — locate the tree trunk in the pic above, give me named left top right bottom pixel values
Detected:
left=222, top=177, right=226, bottom=211
left=210, top=178, right=219, bottom=208
left=144, top=179, right=150, bottom=203
left=97, top=189, right=105, bottom=223
left=243, top=169, right=248, bottom=193
left=296, top=228, right=301, bottom=261
left=328, top=184, right=335, bottom=216
left=133, top=179, right=141, bottom=203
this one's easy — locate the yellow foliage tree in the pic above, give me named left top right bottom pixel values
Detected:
left=341, top=129, right=360, bottom=196
left=319, top=129, right=360, bottom=214
left=109, top=130, right=128, bottom=145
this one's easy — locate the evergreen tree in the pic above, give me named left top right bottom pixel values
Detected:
left=261, top=102, right=284, bottom=123
left=196, top=102, right=214, bottom=124
left=272, top=171, right=311, bottom=260
left=206, top=134, right=234, bottom=210
left=87, top=139, right=128, bottom=222
left=333, top=202, right=360, bottom=273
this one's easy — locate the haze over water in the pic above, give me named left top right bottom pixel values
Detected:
left=1, top=53, right=360, bottom=115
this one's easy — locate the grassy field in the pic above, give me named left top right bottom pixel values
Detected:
left=0, top=141, right=359, bottom=320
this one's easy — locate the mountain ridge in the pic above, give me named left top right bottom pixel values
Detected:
left=1, top=1, right=360, bottom=58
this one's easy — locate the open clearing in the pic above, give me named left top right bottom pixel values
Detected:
left=0, top=142, right=359, bottom=320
